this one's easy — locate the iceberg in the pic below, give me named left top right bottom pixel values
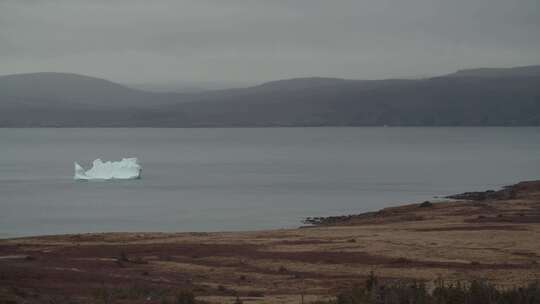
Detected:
left=74, top=158, right=142, bottom=180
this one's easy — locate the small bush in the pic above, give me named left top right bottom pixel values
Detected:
left=247, top=291, right=264, bottom=297
left=131, top=256, right=148, bottom=264
left=92, top=285, right=115, bottom=304
left=217, top=285, right=227, bottom=292
left=393, top=257, right=410, bottom=264
left=278, top=266, right=288, bottom=273
left=175, top=289, right=195, bottom=304
left=24, top=255, right=36, bottom=261
left=119, top=251, right=129, bottom=262
left=419, top=201, right=433, bottom=208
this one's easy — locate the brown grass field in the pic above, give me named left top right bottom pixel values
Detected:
left=1, top=181, right=539, bottom=303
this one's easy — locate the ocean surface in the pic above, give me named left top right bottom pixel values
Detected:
left=1, top=127, right=539, bottom=238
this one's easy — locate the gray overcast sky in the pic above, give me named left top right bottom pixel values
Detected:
left=1, top=0, right=539, bottom=84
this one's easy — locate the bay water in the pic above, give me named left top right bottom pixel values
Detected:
left=1, top=127, right=539, bottom=238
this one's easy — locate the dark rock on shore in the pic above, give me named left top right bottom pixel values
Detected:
left=303, top=212, right=379, bottom=226
left=446, top=189, right=515, bottom=201
left=445, top=181, right=540, bottom=201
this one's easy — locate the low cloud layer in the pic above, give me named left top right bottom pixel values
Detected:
left=1, top=0, right=539, bottom=84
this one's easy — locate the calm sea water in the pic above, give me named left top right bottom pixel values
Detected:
left=1, top=127, right=539, bottom=238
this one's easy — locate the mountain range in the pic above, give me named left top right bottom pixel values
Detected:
left=1, top=65, right=539, bottom=127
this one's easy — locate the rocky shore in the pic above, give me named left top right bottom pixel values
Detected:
left=1, top=180, right=539, bottom=304
left=304, top=181, right=540, bottom=226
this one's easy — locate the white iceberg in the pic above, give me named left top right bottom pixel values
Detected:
left=74, top=158, right=142, bottom=180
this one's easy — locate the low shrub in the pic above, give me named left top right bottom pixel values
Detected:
left=119, top=251, right=129, bottom=262
left=419, top=201, right=433, bottom=208
left=217, top=285, right=227, bottom=292
left=312, top=274, right=540, bottom=304
left=174, top=289, right=195, bottom=304
left=247, top=291, right=264, bottom=297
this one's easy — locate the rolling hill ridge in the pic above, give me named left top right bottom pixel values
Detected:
left=1, top=66, right=539, bottom=126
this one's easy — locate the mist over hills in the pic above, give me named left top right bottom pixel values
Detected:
left=448, top=65, right=540, bottom=78
left=1, top=66, right=539, bottom=127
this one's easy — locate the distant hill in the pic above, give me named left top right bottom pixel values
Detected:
left=0, top=72, right=187, bottom=126
left=1, top=66, right=539, bottom=126
left=157, top=75, right=539, bottom=127
left=446, top=65, right=540, bottom=78
left=0, top=72, right=161, bottom=109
